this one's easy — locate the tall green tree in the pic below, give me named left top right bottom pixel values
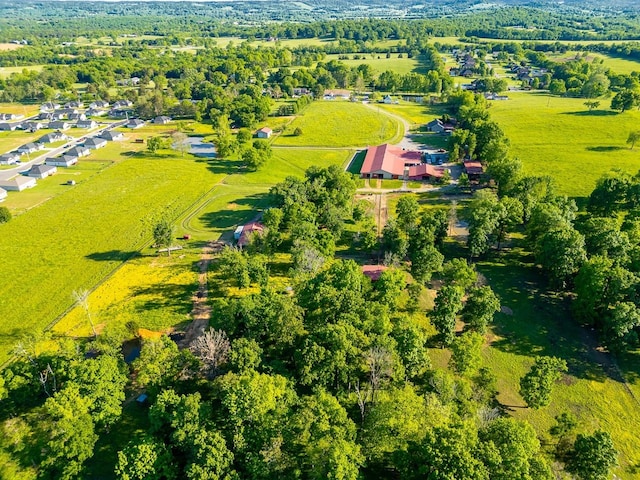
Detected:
left=519, top=356, right=568, bottom=409
left=431, top=285, right=464, bottom=346
left=567, top=430, right=618, bottom=480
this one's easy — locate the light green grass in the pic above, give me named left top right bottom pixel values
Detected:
left=546, top=51, right=640, bottom=75
left=490, top=91, right=640, bottom=198
left=3, top=161, right=111, bottom=215
left=471, top=245, right=640, bottom=479
left=0, top=65, right=46, bottom=79
left=0, top=129, right=54, bottom=153
left=325, top=53, right=421, bottom=76
left=274, top=101, right=402, bottom=147
left=0, top=156, right=222, bottom=363
left=377, top=101, right=446, bottom=127
left=0, top=103, right=40, bottom=117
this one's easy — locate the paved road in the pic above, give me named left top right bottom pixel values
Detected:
left=0, top=120, right=127, bottom=181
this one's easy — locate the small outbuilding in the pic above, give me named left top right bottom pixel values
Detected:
left=237, top=222, right=264, bottom=248
left=256, top=127, right=272, bottom=139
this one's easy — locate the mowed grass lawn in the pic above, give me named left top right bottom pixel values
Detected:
left=274, top=101, right=403, bottom=147
left=0, top=156, right=221, bottom=363
left=490, top=91, right=640, bottom=198
left=325, top=53, right=421, bottom=76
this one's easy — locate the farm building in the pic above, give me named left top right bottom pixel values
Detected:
left=406, top=164, right=445, bottom=181
left=0, top=176, right=36, bottom=191
left=360, top=144, right=422, bottom=180
left=362, top=265, right=388, bottom=281
left=425, top=118, right=455, bottom=134
left=256, top=127, right=272, bottom=139
left=237, top=222, right=264, bottom=248
left=45, top=155, right=78, bottom=167
left=26, top=164, right=57, bottom=179
left=17, top=142, right=45, bottom=155
left=0, top=188, right=7, bottom=202
left=0, top=153, right=20, bottom=165
left=101, top=130, right=124, bottom=141
left=84, top=137, right=107, bottom=149
left=464, top=160, right=484, bottom=180
left=153, top=116, right=171, bottom=124
left=0, top=123, right=18, bottom=131
left=77, top=119, right=98, bottom=129
left=67, top=146, right=91, bottom=157
left=127, top=119, right=145, bottom=129
left=39, top=132, right=67, bottom=144
left=49, top=121, right=71, bottom=131
left=424, top=149, right=449, bottom=164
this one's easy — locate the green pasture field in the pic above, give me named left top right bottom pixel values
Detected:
left=0, top=103, right=40, bottom=118
left=0, top=155, right=223, bottom=363
left=546, top=51, right=640, bottom=75
left=377, top=101, right=446, bottom=127
left=490, top=91, right=640, bottom=198
left=0, top=129, right=53, bottom=153
left=325, top=53, right=422, bottom=76
left=3, top=161, right=111, bottom=216
left=274, top=101, right=403, bottom=147
left=0, top=65, right=46, bottom=78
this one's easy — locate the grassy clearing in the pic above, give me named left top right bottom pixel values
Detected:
left=490, top=91, right=640, bottom=198
left=0, top=103, right=39, bottom=117
left=0, top=156, right=221, bottom=363
left=0, top=129, right=53, bottom=153
left=274, top=101, right=402, bottom=147
left=472, top=244, right=640, bottom=479
left=377, top=101, right=446, bottom=127
left=0, top=65, right=46, bottom=78
left=3, top=161, right=111, bottom=215
left=325, top=53, right=421, bottom=76
left=546, top=51, right=640, bottom=75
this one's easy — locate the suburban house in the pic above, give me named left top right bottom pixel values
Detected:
left=39, top=112, right=55, bottom=121
left=109, top=109, right=132, bottom=118
left=89, top=100, right=109, bottom=109
left=40, top=102, right=61, bottom=111
left=113, top=99, right=133, bottom=109
left=84, top=137, right=107, bottom=149
left=45, top=155, right=78, bottom=167
left=49, top=121, right=71, bottom=131
left=39, top=132, right=67, bottom=144
left=362, top=265, right=388, bottom=282
left=64, top=101, right=83, bottom=109
left=464, top=160, right=484, bottom=180
left=256, top=127, right=272, bottom=139
left=86, top=108, right=107, bottom=117
left=0, top=176, right=36, bottom=191
left=101, top=130, right=124, bottom=141
left=126, top=119, right=145, bottom=129
left=26, top=164, right=57, bottom=179
left=237, top=222, right=265, bottom=248
left=57, top=108, right=79, bottom=118
left=68, top=113, right=87, bottom=121
left=383, top=95, right=394, bottom=104
left=0, top=153, right=20, bottom=165
left=0, top=113, right=22, bottom=121
left=153, top=115, right=171, bottom=124
left=17, top=142, right=45, bottom=155
left=0, top=187, right=7, bottom=202
left=67, top=146, right=91, bottom=157
left=425, top=118, right=455, bottom=135
left=0, top=123, right=18, bottom=131
left=77, top=119, right=98, bottom=129
left=21, top=121, right=45, bottom=132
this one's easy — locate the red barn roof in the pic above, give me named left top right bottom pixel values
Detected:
left=237, top=222, right=264, bottom=247
left=407, top=164, right=444, bottom=179
left=360, top=144, right=422, bottom=177
left=464, top=161, right=484, bottom=175
left=362, top=265, right=388, bottom=281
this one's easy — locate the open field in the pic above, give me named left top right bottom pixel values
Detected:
left=0, top=103, right=39, bottom=118
left=0, top=129, right=55, bottom=153
left=490, top=91, right=640, bottom=198
left=0, top=43, right=23, bottom=51
left=325, top=53, right=422, bottom=75
left=0, top=156, right=222, bottom=363
left=0, top=65, right=46, bottom=78
left=274, top=100, right=403, bottom=147
left=546, top=51, right=640, bottom=75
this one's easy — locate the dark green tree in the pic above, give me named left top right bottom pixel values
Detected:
left=519, top=356, right=568, bottom=409
left=567, top=431, right=618, bottom=480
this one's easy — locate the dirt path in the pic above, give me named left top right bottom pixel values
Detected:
left=179, top=241, right=217, bottom=348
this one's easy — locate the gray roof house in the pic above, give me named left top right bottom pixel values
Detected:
left=40, top=102, right=61, bottom=111
left=45, top=155, right=78, bottom=167
left=21, top=121, right=45, bottom=132
left=89, top=100, right=109, bottom=109
left=64, top=101, right=83, bottom=108
left=77, top=119, right=98, bottom=129
left=126, top=119, right=145, bottom=129
left=0, top=153, right=20, bottom=165
left=0, top=187, right=7, bottom=202
left=86, top=108, right=107, bottom=117
left=113, top=99, right=133, bottom=108
left=101, top=130, right=124, bottom=141
left=0, top=123, right=18, bottom=131
left=153, top=115, right=171, bottom=124
left=26, top=164, right=57, bottom=179
left=67, top=146, right=91, bottom=158
left=68, top=113, right=87, bottom=121
left=17, top=142, right=45, bottom=154
left=39, top=132, right=67, bottom=143
left=84, top=137, right=107, bottom=149
left=426, top=119, right=446, bottom=133
left=0, top=176, right=36, bottom=191
left=49, top=121, right=71, bottom=131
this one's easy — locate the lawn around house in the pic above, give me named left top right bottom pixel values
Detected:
left=274, top=101, right=403, bottom=147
